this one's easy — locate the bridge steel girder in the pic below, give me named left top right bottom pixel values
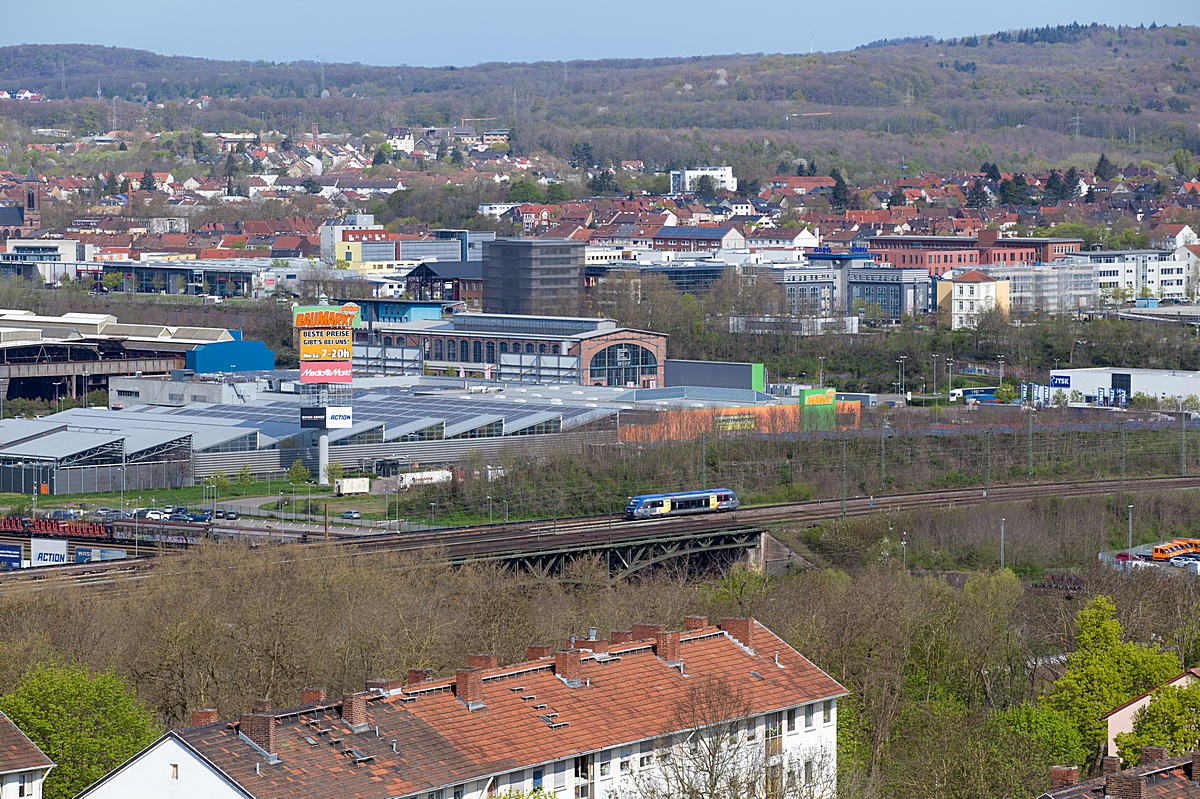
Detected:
left=452, top=525, right=766, bottom=581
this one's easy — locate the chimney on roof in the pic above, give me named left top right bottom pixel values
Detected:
left=1140, top=746, right=1168, bottom=767
left=1106, top=773, right=1146, bottom=799
left=239, top=713, right=276, bottom=758
left=365, top=678, right=405, bottom=693
left=190, top=708, right=219, bottom=727
left=253, top=698, right=273, bottom=714
left=467, top=654, right=498, bottom=670
left=455, top=668, right=484, bottom=709
left=588, top=627, right=597, bottom=641
left=555, top=650, right=582, bottom=687
left=341, top=692, right=369, bottom=731
left=312, top=123, right=319, bottom=139
left=632, top=623, right=665, bottom=641
left=611, top=630, right=633, bottom=645
left=301, top=688, right=327, bottom=705
left=1049, top=766, right=1079, bottom=789
left=1192, top=752, right=1200, bottom=782
left=684, top=615, right=709, bottom=631
left=655, top=630, right=681, bottom=664
left=527, top=645, right=552, bottom=660
left=1102, top=756, right=1123, bottom=776
left=720, top=617, right=755, bottom=652
left=407, top=668, right=433, bottom=686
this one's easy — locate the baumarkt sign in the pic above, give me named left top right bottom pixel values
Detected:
left=293, top=303, right=361, bottom=329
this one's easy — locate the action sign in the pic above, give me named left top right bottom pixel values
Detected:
left=300, top=362, right=352, bottom=383
left=326, top=407, right=353, bottom=429
left=30, top=538, right=67, bottom=567
left=299, top=328, right=352, bottom=362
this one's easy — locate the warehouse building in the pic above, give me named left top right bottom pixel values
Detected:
left=1048, top=367, right=1200, bottom=405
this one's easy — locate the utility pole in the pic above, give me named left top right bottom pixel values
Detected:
left=879, top=418, right=886, bottom=491
left=1180, top=398, right=1187, bottom=476
left=1127, top=504, right=1134, bottom=553
left=700, top=433, right=706, bottom=490
left=1120, top=422, right=1127, bottom=497
left=984, top=431, right=991, bottom=498
left=840, top=440, right=847, bottom=520
left=1027, top=407, right=1034, bottom=484
left=931, top=354, right=938, bottom=400
left=1000, top=518, right=1006, bottom=570
left=1070, top=112, right=1083, bottom=140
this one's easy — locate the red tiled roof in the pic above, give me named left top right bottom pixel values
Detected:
left=169, top=620, right=844, bottom=799
left=950, top=270, right=997, bottom=283
left=0, top=710, right=53, bottom=773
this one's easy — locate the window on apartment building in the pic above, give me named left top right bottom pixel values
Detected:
left=454, top=787, right=464, bottom=799
left=639, top=754, right=653, bottom=768
left=804, top=760, right=815, bottom=783
left=787, top=707, right=797, bottom=732
left=620, top=758, right=631, bottom=773
left=18, top=773, right=34, bottom=797
left=957, top=286, right=964, bottom=295
left=599, top=761, right=610, bottom=777
left=525, top=343, right=535, bottom=354
left=804, top=704, right=814, bottom=728
left=434, top=340, right=443, bottom=359
left=824, top=700, right=833, bottom=723
left=746, top=718, right=757, bottom=742
left=499, top=342, right=509, bottom=354
left=532, top=770, right=544, bottom=789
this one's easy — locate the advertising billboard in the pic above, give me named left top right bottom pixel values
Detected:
left=299, top=328, right=352, bottom=362
left=1051, top=374, right=1071, bottom=388
left=75, top=548, right=128, bottom=563
left=0, top=543, right=20, bottom=569
left=300, top=407, right=327, bottom=429
left=30, top=538, right=68, bottom=567
left=300, top=361, right=353, bottom=383
left=326, top=407, right=353, bottom=429
left=292, top=303, right=361, bottom=329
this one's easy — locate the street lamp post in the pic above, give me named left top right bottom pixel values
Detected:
left=931, top=354, right=938, bottom=399
left=503, top=500, right=509, bottom=524
left=488, top=496, right=493, bottom=525
left=429, top=502, right=436, bottom=525
left=900, top=355, right=907, bottom=395
left=818, top=356, right=825, bottom=388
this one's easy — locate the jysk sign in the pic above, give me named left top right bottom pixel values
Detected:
left=31, top=538, right=67, bottom=567
left=1051, top=375, right=1071, bottom=388
left=0, top=543, right=21, bottom=569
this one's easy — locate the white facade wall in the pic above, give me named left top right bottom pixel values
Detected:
left=949, top=280, right=999, bottom=330
left=79, top=737, right=243, bottom=799
left=670, top=167, right=737, bottom=194
left=0, top=769, right=47, bottom=799
left=1061, top=250, right=1192, bottom=302
left=319, top=214, right=381, bottom=264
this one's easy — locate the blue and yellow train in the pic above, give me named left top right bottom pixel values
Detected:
left=624, top=489, right=740, bottom=520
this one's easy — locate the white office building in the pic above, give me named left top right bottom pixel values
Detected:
left=670, top=166, right=737, bottom=194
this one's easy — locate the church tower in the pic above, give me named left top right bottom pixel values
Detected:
left=23, top=167, right=41, bottom=233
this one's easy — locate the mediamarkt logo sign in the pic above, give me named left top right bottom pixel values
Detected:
left=300, top=362, right=353, bottom=383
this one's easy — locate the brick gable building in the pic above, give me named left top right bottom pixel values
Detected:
left=78, top=617, right=845, bottom=799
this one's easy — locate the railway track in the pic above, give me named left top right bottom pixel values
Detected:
left=3, top=474, right=1198, bottom=588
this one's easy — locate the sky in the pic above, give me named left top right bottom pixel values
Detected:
left=3, top=0, right=1198, bottom=66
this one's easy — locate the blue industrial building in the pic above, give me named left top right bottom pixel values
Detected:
left=186, top=339, right=276, bottom=373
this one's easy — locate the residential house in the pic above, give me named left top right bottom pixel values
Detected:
left=77, top=617, right=844, bottom=799
left=1101, top=668, right=1200, bottom=760
left=1038, top=748, right=1200, bottom=799
left=0, top=709, right=54, bottom=799
left=652, top=226, right=746, bottom=253
left=935, top=270, right=1010, bottom=329
left=1151, top=224, right=1198, bottom=251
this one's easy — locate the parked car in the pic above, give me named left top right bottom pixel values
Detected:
left=188, top=512, right=212, bottom=523
left=93, top=507, right=112, bottom=518
left=213, top=509, right=226, bottom=519
left=1115, top=552, right=1133, bottom=562
left=341, top=510, right=361, bottom=519
left=1169, top=555, right=1196, bottom=567
left=224, top=511, right=239, bottom=521
left=168, top=513, right=191, bottom=522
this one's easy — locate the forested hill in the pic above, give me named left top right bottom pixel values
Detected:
left=0, top=23, right=1197, bottom=173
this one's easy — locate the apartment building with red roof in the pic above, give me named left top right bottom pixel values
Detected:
left=78, top=617, right=845, bottom=799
